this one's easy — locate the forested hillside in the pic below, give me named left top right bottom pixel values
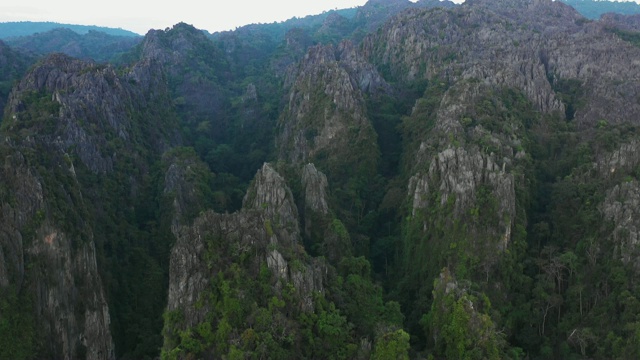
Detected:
left=2, top=0, right=640, bottom=359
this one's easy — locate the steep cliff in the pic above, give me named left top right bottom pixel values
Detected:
left=0, top=55, right=122, bottom=359
left=139, top=23, right=230, bottom=142
left=162, top=158, right=406, bottom=359
left=354, top=0, right=456, bottom=34
left=0, top=51, right=179, bottom=359
left=162, top=163, right=327, bottom=358
left=360, top=0, right=640, bottom=357
left=6, top=0, right=640, bottom=358
left=277, top=41, right=382, bottom=186
left=366, top=0, right=640, bottom=128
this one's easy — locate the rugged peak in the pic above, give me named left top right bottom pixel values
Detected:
left=316, top=11, right=353, bottom=39
left=355, top=0, right=454, bottom=32
left=10, top=53, right=94, bottom=96
left=145, top=22, right=205, bottom=40
left=6, top=54, right=129, bottom=173
left=465, top=0, right=582, bottom=23
left=323, top=12, right=348, bottom=26
left=169, top=22, right=202, bottom=34
left=416, top=0, right=456, bottom=6
left=284, top=28, right=311, bottom=50
left=302, top=43, right=338, bottom=65
left=244, top=163, right=300, bottom=237
left=301, top=163, right=329, bottom=215
left=466, top=0, right=550, bottom=7
left=278, top=40, right=380, bottom=186
left=601, top=13, right=640, bottom=32
left=363, top=0, right=409, bottom=7
left=141, top=22, right=210, bottom=63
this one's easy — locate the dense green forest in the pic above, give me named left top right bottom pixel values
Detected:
left=3, top=0, right=640, bottom=359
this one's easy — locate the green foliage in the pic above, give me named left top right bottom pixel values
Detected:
left=373, top=329, right=410, bottom=360
left=0, top=287, right=38, bottom=359
left=399, top=80, right=449, bottom=171
left=610, top=28, right=640, bottom=48
left=10, top=5, right=640, bottom=359
left=0, top=45, right=31, bottom=122
left=1, top=90, right=60, bottom=135
left=551, top=77, right=585, bottom=121
left=392, top=85, right=540, bottom=354
left=425, top=271, right=504, bottom=360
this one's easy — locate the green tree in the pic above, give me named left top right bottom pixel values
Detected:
left=372, top=329, right=410, bottom=360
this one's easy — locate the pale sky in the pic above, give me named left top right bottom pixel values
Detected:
left=2, top=0, right=638, bottom=35
left=0, top=0, right=466, bottom=35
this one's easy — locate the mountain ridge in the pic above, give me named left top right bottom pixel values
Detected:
left=0, top=21, right=141, bottom=38
left=4, top=0, right=640, bottom=359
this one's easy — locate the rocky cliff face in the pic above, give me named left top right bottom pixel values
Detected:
left=357, top=2, right=640, bottom=356
left=0, top=124, right=115, bottom=359
left=163, top=163, right=327, bottom=357
left=140, top=23, right=230, bottom=140
left=5, top=53, right=176, bottom=173
left=6, top=0, right=640, bottom=358
left=601, top=12, right=640, bottom=32
left=277, top=41, right=382, bottom=181
left=355, top=0, right=456, bottom=33
left=400, top=80, right=529, bottom=311
left=365, top=0, right=640, bottom=128
left=168, top=164, right=323, bottom=314
left=602, top=180, right=640, bottom=269
left=361, top=0, right=640, bottom=272
left=0, top=51, right=179, bottom=359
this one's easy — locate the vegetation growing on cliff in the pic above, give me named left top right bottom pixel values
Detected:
left=3, top=1, right=640, bottom=359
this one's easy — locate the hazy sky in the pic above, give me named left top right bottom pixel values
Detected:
left=0, top=0, right=469, bottom=35
left=3, top=0, right=640, bottom=35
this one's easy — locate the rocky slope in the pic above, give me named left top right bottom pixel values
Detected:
left=6, top=0, right=640, bottom=358
left=0, top=51, right=179, bottom=359
left=162, top=162, right=328, bottom=357
left=361, top=0, right=640, bottom=356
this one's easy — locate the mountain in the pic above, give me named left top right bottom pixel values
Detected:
left=560, top=0, right=640, bottom=19
left=0, top=21, right=140, bottom=38
left=4, top=0, right=640, bottom=359
left=4, top=28, right=142, bottom=62
left=0, top=40, right=33, bottom=117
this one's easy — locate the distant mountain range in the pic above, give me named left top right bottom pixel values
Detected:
left=0, top=1, right=638, bottom=42
left=2, top=27, right=142, bottom=62
left=0, top=21, right=141, bottom=38
left=559, top=0, right=640, bottom=18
